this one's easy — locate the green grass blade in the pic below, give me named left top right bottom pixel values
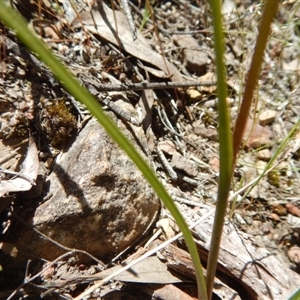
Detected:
left=207, top=1, right=280, bottom=298
left=0, top=3, right=207, bottom=299
left=243, top=119, right=300, bottom=200
left=139, top=2, right=151, bottom=31
left=289, top=288, right=300, bottom=300
left=206, top=1, right=233, bottom=298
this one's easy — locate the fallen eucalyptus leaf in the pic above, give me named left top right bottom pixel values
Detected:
left=0, top=137, right=39, bottom=197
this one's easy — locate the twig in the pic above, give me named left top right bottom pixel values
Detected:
left=156, top=103, right=182, bottom=137
left=0, top=147, right=21, bottom=165
left=172, top=195, right=205, bottom=207
left=0, top=167, right=36, bottom=185
left=156, top=146, right=178, bottom=181
left=7, top=251, right=76, bottom=300
left=121, top=0, right=137, bottom=40
left=95, top=80, right=216, bottom=92
left=79, top=74, right=142, bottom=126
left=100, top=96, right=141, bottom=125
left=163, top=90, right=178, bottom=114
left=181, top=175, right=198, bottom=186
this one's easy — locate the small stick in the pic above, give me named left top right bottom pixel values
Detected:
left=171, top=195, right=205, bottom=207
left=0, top=148, right=20, bottom=165
left=0, top=167, right=36, bottom=185
left=7, top=251, right=78, bottom=300
left=96, top=80, right=216, bottom=92
left=163, top=90, right=178, bottom=114
left=156, top=146, right=178, bottom=181
left=156, top=104, right=181, bottom=137
left=121, top=0, right=137, bottom=40
left=181, top=176, right=198, bottom=186
left=101, top=96, right=141, bottom=126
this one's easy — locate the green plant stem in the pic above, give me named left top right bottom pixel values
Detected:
left=233, top=0, right=280, bottom=165
left=289, top=288, right=300, bottom=300
left=207, top=1, right=280, bottom=299
left=206, top=1, right=233, bottom=299
left=0, top=3, right=208, bottom=300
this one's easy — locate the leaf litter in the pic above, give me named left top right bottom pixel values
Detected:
left=0, top=0, right=300, bottom=299
left=0, top=137, right=39, bottom=197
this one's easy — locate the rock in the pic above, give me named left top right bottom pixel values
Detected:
left=200, top=127, right=218, bottom=142
left=158, top=140, right=176, bottom=156
left=242, top=119, right=273, bottom=149
left=193, top=124, right=218, bottom=142
left=256, top=160, right=267, bottom=175
left=209, top=156, right=220, bottom=173
left=222, top=0, right=236, bottom=15
left=16, top=116, right=159, bottom=262
left=198, top=72, right=217, bottom=94
left=203, top=99, right=217, bottom=108
left=259, top=110, right=277, bottom=125
left=186, top=87, right=202, bottom=102
left=286, top=203, right=300, bottom=217
left=268, top=213, right=280, bottom=221
left=287, top=245, right=300, bottom=268
left=171, top=152, right=198, bottom=177
left=282, top=58, right=300, bottom=72
left=272, top=204, right=287, bottom=216
left=256, top=149, right=272, bottom=161
left=172, top=35, right=208, bottom=76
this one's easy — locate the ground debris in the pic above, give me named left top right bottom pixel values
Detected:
left=1, top=0, right=300, bottom=299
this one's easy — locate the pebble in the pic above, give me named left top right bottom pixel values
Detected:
left=172, top=35, right=208, bottom=76
left=256, top=149, right=272, bottom=161
left=243, top=118, right=273, bottom=149
left=259, top=110, right=277, bottom=125
left=171, top=151, right=198, bottom=177
left=158, top=140, right=177, bottom=156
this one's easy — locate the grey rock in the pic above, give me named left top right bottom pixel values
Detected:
left=259, top=110, right=277, bottom=126
left=17, top=116, right=159, bottom=262
left=171, top=152, right=198, bottom=177
left=256, top=149, right=272, bottom=161
left=172, top=35, right=208, bottom=76
left=158, top=140, right=176, bottom=156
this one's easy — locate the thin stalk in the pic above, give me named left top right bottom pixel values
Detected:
left=90, top=80, right=217, bottom=92
left=207, top=1, right=280, bottom=299
left=288, top=288, right=300, bottom=300
left=206, top=1, right=233, bottom=299
left=233, top=0, right=280, bottom=165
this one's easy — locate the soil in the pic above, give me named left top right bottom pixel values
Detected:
left=0, top=0, right=300, bottom=299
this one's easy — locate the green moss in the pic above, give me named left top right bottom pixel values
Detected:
left=202, top=111, right=216, bottom=127
left=41, top=99, right=77, bottom=148
left=267, top=170, right=280, bottom=188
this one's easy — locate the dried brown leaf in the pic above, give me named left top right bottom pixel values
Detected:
left=72, top=3, right=183, bottom=83
left=0, top=137, right=39, bottom=197
left=287, top=245, right=300, bottom=267
left=96, top=256, right=189, bottom=284
left=286, top=203, right=300, bottom=217
left=0, top=242, right=18, bottom=257
left=138, top=90, right=154, bottom=130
